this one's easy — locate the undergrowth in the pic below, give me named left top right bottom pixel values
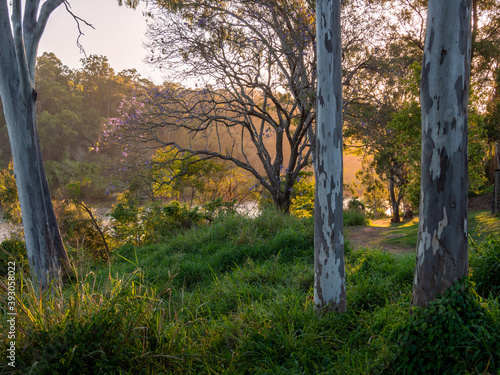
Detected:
left=0, top=209, right=498, bottom=374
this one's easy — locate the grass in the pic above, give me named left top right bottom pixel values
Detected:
left=0, top=209, right=499, bottom=374
left=370, top=217, right=420, bottom=248
left=367, top=210, right=500, bottom=249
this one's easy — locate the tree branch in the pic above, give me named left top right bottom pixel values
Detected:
left=61, top=0, right=95, bottom=56
left=12, top=0, right=31, bottom=98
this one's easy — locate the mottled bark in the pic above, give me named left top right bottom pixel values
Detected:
left=314, top=0, right=346, bottom=314
left=412, top=0, right=472, bottom=308
left=0, top=0, right=69, bottom=290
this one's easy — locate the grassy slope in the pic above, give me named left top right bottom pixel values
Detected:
left=1, top=209, right=498, bottom=374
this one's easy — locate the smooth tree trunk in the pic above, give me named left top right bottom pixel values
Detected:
left=412, top=0, right=472, bottom=308
left=314, top=0, right=346, bottom=314
left=0, top=0, right=69, bottom=290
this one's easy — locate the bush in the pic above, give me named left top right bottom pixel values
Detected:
left=110, top=196, right=206, bottom=246
left=202, top=197, right=237, bottom=221
left=0, top=234, right=29, bottom=277
left=347, top=196, right=365, bottom=212
left=343, top=210, right=367, bottom=226
left=109, top=189, right=142, bottom=245
left=470, top=234, right=500, bottom=298
left=45, top=160, right=108, bottom=198
left=388, top=279, right=500, bottom=374
left=142, top=201, right=205, bottom=243
left=0, top=161, right=21, bottom=224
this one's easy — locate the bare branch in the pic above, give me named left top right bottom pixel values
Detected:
left=62, top=0, right=95, bottom=57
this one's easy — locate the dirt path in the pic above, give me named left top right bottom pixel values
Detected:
left=346, top=220, right=415, bottom=254
left=346, top=194, right=494, bottom=254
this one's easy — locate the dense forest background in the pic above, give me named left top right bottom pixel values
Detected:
left=0, top=52, right=363, bottom=216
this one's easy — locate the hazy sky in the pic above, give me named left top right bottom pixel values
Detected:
left=38, top=0, right=164, bottom=83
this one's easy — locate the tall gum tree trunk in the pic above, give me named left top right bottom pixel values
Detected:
left=2, top=86, right=68, bottom=289
left=0, top=0, right=69, bottom=290
left=412, top=0, right=472, bottom=308
left=314, top=0, right=346, bottom=314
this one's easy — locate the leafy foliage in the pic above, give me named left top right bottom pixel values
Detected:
left=52, top=198, right=110, bottom=260
left=290, top=172, right=315, bottom=218
left=0, top=234, right=29, bottom=277
left=354, top=162, right=389, bottom=219
left=388, top=279, right=500, bottom=375
left=110, top=192, right=222, bottom=245
left=470, top=234, right=500, bottom=297
left=141, top=201, right=205, bottom=243
left=0, top=161, right=21, bottom=224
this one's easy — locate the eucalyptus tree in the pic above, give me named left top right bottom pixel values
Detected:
left=314, top=0, right=346, bottom=314
left=411, top=0, right=472, bottom=308
left=0, top=0, right=71, bottom=290
left=393, top=0, right=500, bottom=181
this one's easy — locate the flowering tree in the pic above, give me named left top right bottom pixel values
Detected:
left=108, top=0, right=317, bottom=212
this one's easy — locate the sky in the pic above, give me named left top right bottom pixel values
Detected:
left=38, top=0, right=164, bottom=83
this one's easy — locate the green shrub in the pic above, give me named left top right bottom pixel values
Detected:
left=142, top=201, right=204, bottom=242
left=347, top=197, right=366, bottom=212
left=0, top=234, right=29, bottom=277
left=111, top=196, right=206, bottom=245
left=343, top=210, right=367, bottom=226
left=45, top=160, right=108, bottom=197
left=202, top=197, right=237, bottom=221
left=109, top=190, right=143, bottom=245
left=0, top=161, right=21, bottom=224
left=388, top=279, right=500, bottom=375
left=470, top=234, right=500, bottom=297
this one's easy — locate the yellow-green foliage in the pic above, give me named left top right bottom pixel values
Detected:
left=0, top=161, right=21, bottom=224
left=290, top=172, right=315, bottom=218
left=149, top=148, right=259, bottom=204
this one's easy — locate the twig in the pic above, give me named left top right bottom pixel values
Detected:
left=62, top=0, right=95, bottom=56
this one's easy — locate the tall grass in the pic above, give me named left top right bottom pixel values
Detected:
left=1, top=209, right=498, bottom=374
